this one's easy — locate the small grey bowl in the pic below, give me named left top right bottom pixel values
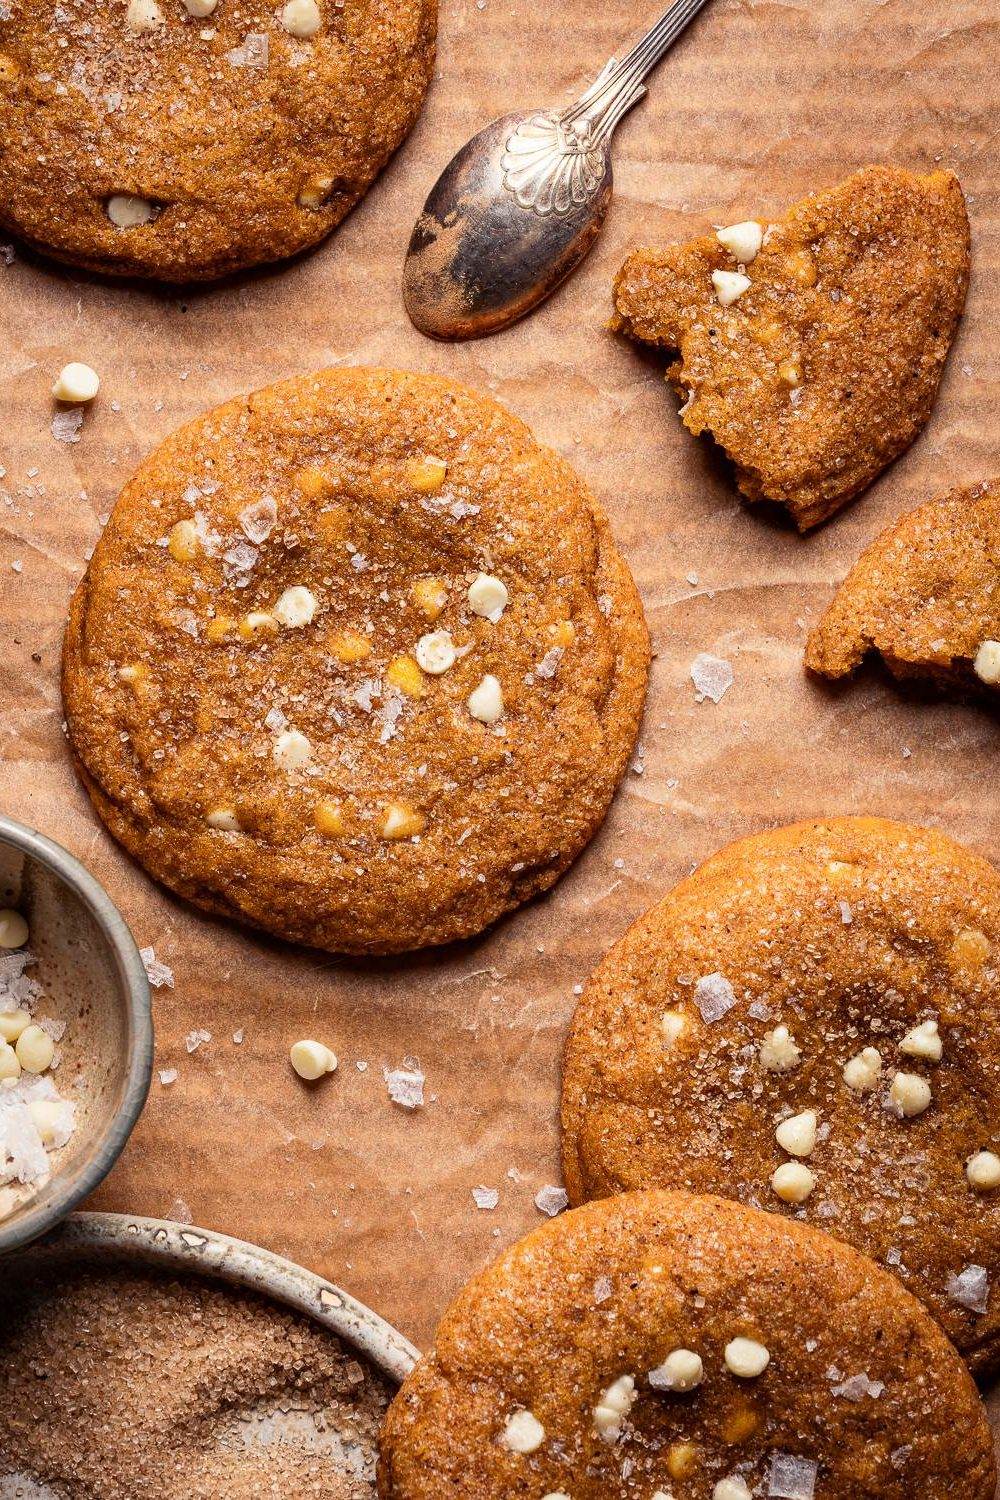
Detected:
left=0, top=815, right=153, bottom=1254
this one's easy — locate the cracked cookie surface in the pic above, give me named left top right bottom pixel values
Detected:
left=612, top=166, right=969, bottom=530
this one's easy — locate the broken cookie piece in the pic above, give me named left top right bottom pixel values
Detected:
left=806, top=477, right=1000, bottom=693
left=612, top=166, right=970, bottom=530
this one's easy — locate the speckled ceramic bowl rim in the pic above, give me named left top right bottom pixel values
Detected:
left=0, top=815, right=154, bottom=1255
left=16, top=1210, right=420, bottom=1383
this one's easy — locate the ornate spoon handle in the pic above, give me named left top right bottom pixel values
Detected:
left=501, top=0, right=713, bottom=214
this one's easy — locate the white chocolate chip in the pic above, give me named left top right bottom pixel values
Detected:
left=28, top=1099, right=66, bottom=1146
left=771, top=1161, right=816, bottom=1204
left=775, top=1108, right=817, bottom=1158
left=716, top=220, right=763, bottom=263
left=273, top=585, right=317, bottom=629
left=713, top=1479, right=752, bottom=1500
left=499, top=1410, right=545, bottom=1453
left=661, top=1009, right=687, bottom=1046
left=541, top=1495, right=570, bottom=1500
left=648, top=1348, right=703, bottom=1393
left=415, top=630, right=456, bottom=675
left=468, top=674, right=503, bottom=724
left=899, top=1019, right=942, bottom=1062
left=106, top=193, right=158, bottom=227
left=281, top=0, right=321, bottom=34
left=967, top=1151, right=1000, bottom=1191
left=0, top=909, right=29, bottom=949
left=593, top=1375, right=636, bottom=1441
left=724, top=1337, right=770, bottom=1378
left=0, top=1042, right=21, bottom=1081
left=125, top=0, right=164, bottom=30
left=973, top=640, right=1000, bottom=686
left=889, top=1071, right=932, bottom=1118
left=759, top=1024, right=801, bottom=1073
left=843, top=1046, right=882, bottom=1093
left=289, top=1039, right=337, bottom=1080
left=52, top=362, right=100, bottom=403
left=273, top=728, right=313, bottom=770
left=0, top=1010, right=31, bottom=1043
left=207, top=808, right=240, bottom=831
left=182, top=0, right=216, bottom=13
left=16, top=1025, right=54, bottom=1075
left=468, top=573, right=509, bottom=621
left=712, top=269, right=751, bottom=306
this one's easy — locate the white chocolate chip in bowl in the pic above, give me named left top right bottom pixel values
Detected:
left=593, top=1374, right=636, bottom=1441
left=468, top=674, right=503, bottom=724
left=716, top=220, right=763, bottom=263
left=273, top=585, right=318, bottom=629
left=499, top=1409, right=545, bottom=1453
left=648, top=1347, right=703, bottom=1393
left=967, top=1151, right=1000, bottom=1191
left=281, top=0, right=321, bottom=35
left=899, top=1019, right=942, bottom=1062
left=712, top=269, right=751, bottom=306
left=775, top=1108, right=817, bottom=1158
left=415, top=630, right=456, bottom=675
left=468, top=572, right=509, bottom=621
left=52, top=363, right=100, bottom=404
left=0, top=908, right=29, bottom=949
left=106, top=193, right=159, bottom=228
left=973, top=639, right=1000, bottom=686
left=724, top=1336, right=770, bottom=1378
left=888, top=1071, right=932, bottom=1118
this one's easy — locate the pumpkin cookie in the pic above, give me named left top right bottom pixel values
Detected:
left=62, top=368, right=649, bottom=955
left=377, top=1190, right=996, bottom=1499
left=0, top=0, right=436, bottom=280
left=612, top=166, right=970, bottom=530
left=562, top=817, right=1000, bottom=1373
left=806, top=477, right=1000, bottom=695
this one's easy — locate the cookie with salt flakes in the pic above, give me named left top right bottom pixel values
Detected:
left=62, top=368, right=649, bottom=955
left=806, top=476, right=1000, bottom=696
left=377, top=1190, right=996, bottom=1500
left=0, top=0, right=435, bottom=281
left=612, top=166, right=969, bottom=530
left=562, top=817, right=1000, bottom=1373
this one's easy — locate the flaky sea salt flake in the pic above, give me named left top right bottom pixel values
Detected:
left=534, top=1184, right=568, bottom=1217
left=690, top=651, right=734, bottom=703
left=947, top=1264, right=990, bottom=1314
left=386, top=1066, right=424, bottom=1110
left=472, top=1185, right=499, bottom=1210
left=140, top=947, right=174, bottom=989
left=694, top=971, right=736, bottom=1023
left=768, top=1452, right=818, bottom=1499
left=51, top=408, right=84, bottom=444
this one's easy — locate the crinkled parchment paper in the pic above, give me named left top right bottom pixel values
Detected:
left=1, top=0, right=999, bottom=1470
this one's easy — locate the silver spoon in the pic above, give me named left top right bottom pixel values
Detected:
left=403, top=0, right=713, bottom=341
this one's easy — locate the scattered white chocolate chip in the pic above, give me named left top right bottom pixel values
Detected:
left=468, top=573, right=509, bottom=621
left=973, top=640, right=1000, bottom=686
left=966, top=1151, right=1000, bottom=1191
left=771, top=1161, right=816, bottom=1204
left=648, top=1348, right=703, bottom=1393
left=52, top=362, right=100, bottom=404
left=289, top=1039, right=337, bottom=1081
left=468, top=674, right=503, bottom=724
left=724, top=1337, right=770, bottom=1378
left=500, top=1410, right=545, bottom=1454
left=126, top=0, right=164, bottom=31
left=716, top=220, right=763, bottom=263
left=0, top=909, right=29, bottom=949
left=273, top=728, right=313, bottom=770
left=713, top=1478, right=752, bottom=1500
left=415, top=630, right=456, bottom=675
left=899, top=1019, right=942, bottom=1062
left=593, top=1375, right=636, bottom=1441
left=0, top=1010, right=30, bottom=1043
left=712, top=269, right=751, bottom=306
left=775, top=1109, right=817, bottom=1158
left=182, top=0, right=216, bottom=13
left=661, top=1009, right=687, bottom=1046
left=273, top=585, right=317, bottom=629
left=206, top=808, right=240, bottom=832
left=889, top=1071, right=932, bottom=1118
left=106, top=193, right=158, bottom=228
left=0, top=1041, right=20, bottom=1081
left=759, top=1024, right=801, bottom=1073
left=15, top=1024, right=55, bottom=1075
left=843, top=1046, right=882, bottom=1093
left=281, top=0, right=320, bottom=34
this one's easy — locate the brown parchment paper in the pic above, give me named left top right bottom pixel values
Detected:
left=2, top=0, right=1000, bottom=1466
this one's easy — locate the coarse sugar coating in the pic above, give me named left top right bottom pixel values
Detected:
left=0, top=1259, right=392, bottom=1497
left=0, top=0, right=436, bottom=281
left=61, top=367, right=650, bottom=955
left=377, top=1189, right=996, bottom=1498
left=806, top=476, right=1000, bottom=693
left=612, top=166, right=970, bottom=530
left=561, top=817, right=1000, bottom=1373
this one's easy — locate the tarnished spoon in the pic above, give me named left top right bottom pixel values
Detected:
left=403, top=0, right=714, bottom=341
